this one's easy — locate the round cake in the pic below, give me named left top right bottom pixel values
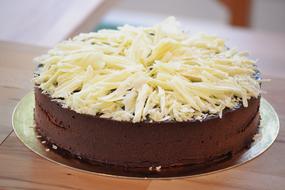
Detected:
left=33, top=17, right=261, bottom=174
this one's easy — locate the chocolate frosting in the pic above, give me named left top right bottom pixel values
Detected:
left=35, top=87, right=260, bottom=172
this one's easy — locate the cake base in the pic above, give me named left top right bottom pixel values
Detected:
left=13, top=92, right=279, bottom=179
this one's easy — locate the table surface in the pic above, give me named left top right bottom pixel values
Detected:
left=0, top=25, right=285, bottom=189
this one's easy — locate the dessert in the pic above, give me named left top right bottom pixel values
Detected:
left=34, top=17, right=261, bottom=174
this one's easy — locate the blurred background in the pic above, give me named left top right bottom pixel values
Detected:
left=100, top=0, right=285, bottom=31
left=0, top=0, right=285, bottom=47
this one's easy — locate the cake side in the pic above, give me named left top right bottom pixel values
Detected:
left=35, top=87, right=260, bottom=169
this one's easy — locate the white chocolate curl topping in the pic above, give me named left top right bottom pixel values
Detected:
left=34, top=17, right=260, bottom=122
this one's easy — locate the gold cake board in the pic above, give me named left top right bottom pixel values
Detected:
left=12, top=92, right=279, bottom=179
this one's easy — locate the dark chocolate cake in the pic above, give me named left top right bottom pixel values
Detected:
left=33, top=17, right=261, bottom=174
left=35, top=87, right=260, bottom=171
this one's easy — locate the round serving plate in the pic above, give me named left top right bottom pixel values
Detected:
left=12, top=92, right=279, bottom=179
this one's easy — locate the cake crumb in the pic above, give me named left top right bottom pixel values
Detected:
left=253, top=133, right=262, bottom=141
left=149, top=166, right=162, bottom=172
left=155, top=166, right=162, bottom=172
left=45, top=148, right=50, bottom=152
left=52, top=145, right=58, bottom=150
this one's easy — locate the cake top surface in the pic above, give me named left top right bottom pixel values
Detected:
left=34, top=17, right=260, bottom=122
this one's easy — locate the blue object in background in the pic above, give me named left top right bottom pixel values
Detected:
left=94, top=22, right=119, bottom=31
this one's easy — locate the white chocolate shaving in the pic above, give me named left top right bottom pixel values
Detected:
left=34, top=17, right=260, bottom=122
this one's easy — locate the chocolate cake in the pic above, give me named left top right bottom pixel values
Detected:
left=33, top=17, right=261, bottom=174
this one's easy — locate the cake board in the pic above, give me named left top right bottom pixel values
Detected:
left=12, top=92, right=279, bottom=179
